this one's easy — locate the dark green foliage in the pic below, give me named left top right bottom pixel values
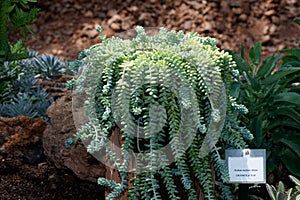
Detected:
left=227, top=42, right=300, bottom=177
left=0, top=61, right=21, bottom=104
left=0, top=0, right=39, bottom=64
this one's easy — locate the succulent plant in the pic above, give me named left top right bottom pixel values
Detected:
left=75, top=26, right=251, bottom=200
left=32, top=54, right=66, bottom=79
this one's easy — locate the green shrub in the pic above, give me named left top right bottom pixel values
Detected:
left=0, top=0, right=39, bottom=64
left=227, top=42, right=300, bottom=177
left=74, top=26, right=252, bottom=199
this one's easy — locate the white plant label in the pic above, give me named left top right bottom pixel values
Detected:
left=226, top=149, right=266, bottom=183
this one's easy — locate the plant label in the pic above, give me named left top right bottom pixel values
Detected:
left=226, top=149, right=266, bottom=183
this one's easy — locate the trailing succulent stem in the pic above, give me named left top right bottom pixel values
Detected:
left=75, top=26, right=252, bottom=199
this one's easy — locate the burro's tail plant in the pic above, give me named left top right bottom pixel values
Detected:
left=74, top=26, right=252, bottom=200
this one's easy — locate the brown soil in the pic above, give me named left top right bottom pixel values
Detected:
left=4, top=0, right=300, bottom=199
left=11, top=0, right=300, bottom=61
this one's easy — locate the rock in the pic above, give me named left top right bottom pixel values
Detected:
left=43, top=92, right=106, bottom=183
left=182, top=20, right=192, bottom=30
left=263, top=26, right=269, bottom=34
left=232, top=8, right=243, bottom=14
left=269, top=24, right=277, bottom=34
left=265, top=9, right=276, bottom=16
left=73, top=3, right=83, bottom=10
left=37, top=74, right=74, bottom=100
left=271, top=15, right=280, bottom=24
left=121, top=16, right=135, bottom=30
left=84, top=10, right=94, bottom=18
left=110, top=22, right=121, bottom=31
left=238, top=14, right=248, bottom=22
left=86, top=29, right=99, bottom=38
left=186, top=1, right=202, bottom=10
left=128, top=6, right=138, bottom=12
left=261, top=35, right=271, bottom=44
left=203, top=21, right=212, bottom=31
left=107, top=14, right=121, bottom=25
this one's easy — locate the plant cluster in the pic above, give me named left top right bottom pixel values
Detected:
left=227, top=19, right=300, bottom=177
left=74, top=26, right=252, bottom=199
left=0, top=51, right=73, bottom=119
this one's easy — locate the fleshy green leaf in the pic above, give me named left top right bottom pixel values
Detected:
left=280, top=48, right=300, bottom=60
left=278, top=181, right=285, bottom=193
left=6, top=5, right=15, bottom=13
left=266, top=184, right=276, bottom=200
left=251, top=114, right=263, bottom=147
left=289, top=175, right=300, bottom=186
left=281, top=149, right=300, bottom=177
left=274, top=92, right=300, bottom=107
left=262, top=68, right=300, bottom=85
left=280, top=138, right=300, bottom=158
left=249, top=42, right=262, bottom=66
left=256, top=55, right=281, bottom=78
left=226, top=50, right=251, bottom=72
left=294, top=18, right=300, bottom=25
left=275, top=107, right=300, bottom=125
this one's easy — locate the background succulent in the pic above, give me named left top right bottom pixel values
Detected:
left=32, top=54, right=66, bottom=79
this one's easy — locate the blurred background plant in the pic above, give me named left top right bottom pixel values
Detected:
left=0, top=0, right=39, bottom=64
